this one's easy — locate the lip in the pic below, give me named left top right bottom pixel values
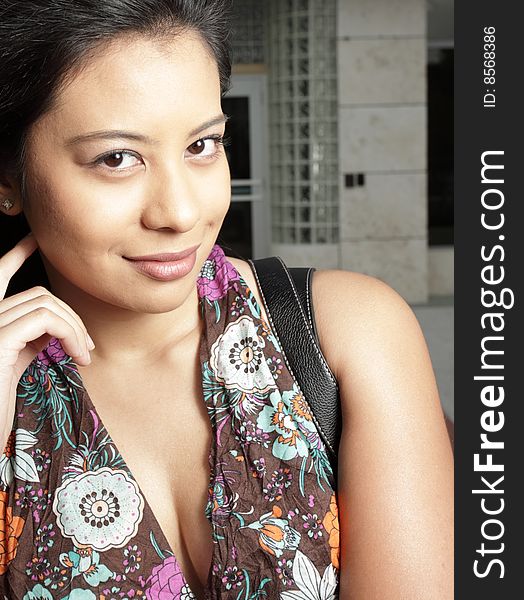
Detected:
left=126, top=244, right=201, bottom=262
left=124, top=244, right=200, bottom=281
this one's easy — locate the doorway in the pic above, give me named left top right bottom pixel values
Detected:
left=218, top=74, right=270, bottom=260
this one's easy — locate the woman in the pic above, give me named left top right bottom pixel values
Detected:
left=0, top=1, right=453, bottom=598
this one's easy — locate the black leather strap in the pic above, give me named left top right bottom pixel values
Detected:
left=247, top=256, right=341, bottom=472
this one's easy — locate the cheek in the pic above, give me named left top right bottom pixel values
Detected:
left=23, top=176, right=70, bottom=241
left=23, top=175, right=111, bottom=260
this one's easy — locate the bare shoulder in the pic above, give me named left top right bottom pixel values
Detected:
left=225, top=255, right=256, bottom=291
left=310, top=268, right=424, bottom=384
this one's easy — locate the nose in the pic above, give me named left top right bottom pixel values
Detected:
left=140, top=165, right=200, bottom=233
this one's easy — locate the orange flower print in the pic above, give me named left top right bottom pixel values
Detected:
left=291, top=392, right=313, bottom=421
left=246, top=505, right=301, bottom=558
left=270, top=403, right=298, bottom=447
left=271, top=402, right=301, bottom=448
left=0, top=490, right=25, bottom=575
left=257, top=390, right=309, bottom=460
left=322, top=494, right=340, bottom=569
left=2, top=431, right=15, bottom=458
left=259, top=317, right=272, bottom=339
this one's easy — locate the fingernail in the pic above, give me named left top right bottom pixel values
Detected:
left=86, top=333, right=95, bottom=350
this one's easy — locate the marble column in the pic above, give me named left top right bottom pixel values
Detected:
left=337, top=0, right=428, bottom=303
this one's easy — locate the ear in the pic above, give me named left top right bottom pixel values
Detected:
left=0, top=173, right=23, bottom=216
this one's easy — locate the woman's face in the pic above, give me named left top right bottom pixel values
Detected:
left=22, top=32, right=230, bottom=314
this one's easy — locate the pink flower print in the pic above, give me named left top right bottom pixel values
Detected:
left=235, top=421, right=271, bottom=449
left=263, top=467, right=293, bottom=502
left=44, top=564, right=69, bottom=590
left=230, top=294, right=248, bottom=317
left=25, top=555, right=51, bottom=582
left=271, top=467, right=293, bottom=490
left=31, top=448, right=51, bottom=472
left=123, top=544, right=142, bottom=574
left=197, top=244, right=239, bottom=301
left=102, top=583, right=144, bottom=599
left=251, top=457, right=266, bottom=479
left=145, top=555, right=189, bottom=600
left=304, top=428, right=327, bottom=452
left=31, top=487, right=52, bottom=524
left=15, top=484, right=33, bottom=509
left=268, top=356, right=283, bottom=379
left=14, top=484, right=51, bottom=524
left=221, top=565, right=244, bottom=590
left=35, top=523, right=56, bottom=553
left=276, top=558, right=294, bottom=586
left=263, top=481, right=281, bottom=503
left=302, top=512, right=324, bottom=540
left=287, top=507, right=299, bottom=519
left=36, top=337, right=68, bottom=367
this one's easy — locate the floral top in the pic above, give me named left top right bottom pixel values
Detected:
left=0, top=244, right=340, bottom=600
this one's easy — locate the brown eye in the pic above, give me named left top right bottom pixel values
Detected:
left=184, top=137, right=224, bottom=160
left=188, top=139, right=206, bottom=155
left=94, top=150, right=141, bottom=171
left=103, top=152, right=126, bottom=168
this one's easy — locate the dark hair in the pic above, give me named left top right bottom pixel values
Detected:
left=0, top=0, right=232, bottom=295
left=0, top=0, right=232, bottom=189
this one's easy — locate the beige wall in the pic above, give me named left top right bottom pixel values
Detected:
left=337, top=0, right=428, bottom=303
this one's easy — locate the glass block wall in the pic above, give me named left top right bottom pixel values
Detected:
left=267, top=0, right=339, bottom=244
left=231, top=0, right=267, bottom=64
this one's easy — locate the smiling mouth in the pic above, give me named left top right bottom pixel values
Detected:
left=124, top=244, right=200, bottom=281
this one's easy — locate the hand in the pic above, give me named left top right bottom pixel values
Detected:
left=0, top=234, right=94, bottom=453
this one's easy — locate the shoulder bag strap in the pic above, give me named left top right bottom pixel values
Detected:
left=247, top=256, right=341, bottom=471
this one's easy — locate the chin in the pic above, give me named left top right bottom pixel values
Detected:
left=101, top=277, right=200, bottom=314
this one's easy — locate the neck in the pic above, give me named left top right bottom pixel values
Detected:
left=44, top=265, right=202, bottom=366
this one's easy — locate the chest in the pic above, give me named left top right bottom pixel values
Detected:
left=78, top=356, right=214, bottom=598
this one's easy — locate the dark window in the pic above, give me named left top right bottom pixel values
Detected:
left=218, top=96, right=253, bottom=260
left=428, top=47, right=454, bottom=245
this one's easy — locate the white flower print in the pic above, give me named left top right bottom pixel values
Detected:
left=0, top=428, right=39, bottom=487
left=210, top=315, right=278, bottom=394
left=280, top=550, right=338, bottom=600
left=52, top=467, right=144, bottom=551
left=180, top=584, right=196, bottom=599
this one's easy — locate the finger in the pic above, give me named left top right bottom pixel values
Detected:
left=0, top=286, right=94, bottom=348
left=0, top=295, right=90, bottom=359
left=0, top=308, right=91, bottom=366
left=0, top=234, right=38, bottom=299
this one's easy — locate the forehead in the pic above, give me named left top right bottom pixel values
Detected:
left=35, top=32, right=221, bottom=141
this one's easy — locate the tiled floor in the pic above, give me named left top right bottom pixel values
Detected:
left=410, top=296, right=454, bottom=420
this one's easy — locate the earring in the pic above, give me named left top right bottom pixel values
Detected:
left=1, top=198, right=14, bottom=211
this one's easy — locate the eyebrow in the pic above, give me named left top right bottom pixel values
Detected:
left=64, top=113, right=229, bottom=146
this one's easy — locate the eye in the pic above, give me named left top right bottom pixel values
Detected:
left=93, top=150, right=142, bottom=171
left=185, top=135, right=226, bottom=160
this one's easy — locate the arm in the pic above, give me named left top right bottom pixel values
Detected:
left=312, top=270, right=453, bottom=599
